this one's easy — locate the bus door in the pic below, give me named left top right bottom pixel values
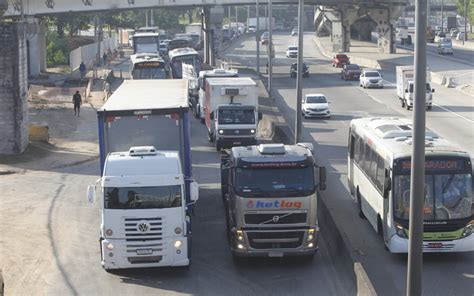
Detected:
left=348, top=129, right=355, bottom=195
left=383, top=168, right=391, bottom=244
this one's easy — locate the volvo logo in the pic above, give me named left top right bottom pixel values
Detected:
left=137, top=222, right=150, bottom=233
left=272, top=215, right=280, bottom=223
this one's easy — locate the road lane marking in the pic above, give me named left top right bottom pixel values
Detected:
left=432, top=103, right=474, bottom=123
left=356, top=87, right=383, bottom=104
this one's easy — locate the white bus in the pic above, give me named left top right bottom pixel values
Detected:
left=168, top=47, right=201, bottom=79
left=347, top=117, right=473, bottom=253
left=130, top=53, right=167, bottom=79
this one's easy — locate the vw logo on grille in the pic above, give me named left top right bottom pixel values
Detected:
left=272, top=215, right=280, bottom=223
left=137, top=222, right=150, bottom=233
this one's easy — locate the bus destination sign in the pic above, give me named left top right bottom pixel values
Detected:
left=398, top=159, right=467, bottom=173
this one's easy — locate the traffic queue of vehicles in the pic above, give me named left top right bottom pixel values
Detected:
left=86, top=29, right=471, bottom=273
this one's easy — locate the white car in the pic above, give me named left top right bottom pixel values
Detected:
left=286, top=46, right=298, bottom=58
left=291, top=29, right=298, bottom=36
left=302, top=94, right=331, bottom=119
left=360, top=70, right=384, bottom=89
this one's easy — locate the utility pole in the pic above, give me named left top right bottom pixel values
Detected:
left=295, top=0, right=304, bottom=143
left=256, top=0, right=260, bottom=74
left=235, top=6, right=238, bottom=34
left=464, top=0, right=467, bottom=43
left=150, top=9, right=154, bottom=26
left=406, top=0, right=427, bottom=294
left=268, top=0, right=273, bottom=97
left=228, top=6, right=231, bottom=29
left=440, top=0, right=444, bottom=32
left=145, top=9, right=149, bottom=27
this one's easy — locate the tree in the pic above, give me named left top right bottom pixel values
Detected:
left=457, top=0, right=473, bottom=32
left=46, top=13, right=92, bottom=37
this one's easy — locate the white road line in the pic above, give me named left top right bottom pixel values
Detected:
left=356, top=87, right=383, bottom=104
left=432, top=103, right=474, bottom=123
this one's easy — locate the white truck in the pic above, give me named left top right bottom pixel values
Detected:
left=196, top=68, right=239, bottom=120
left=247, top=17, right=275, bottom=32
left=396, top=66, right=434, bottom=110
left=87, top=80, right=199, bottom=271
left=204, top=77, right=262, bottom=151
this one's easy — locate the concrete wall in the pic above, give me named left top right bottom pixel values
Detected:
left=0, top=22, right=29, bottom=155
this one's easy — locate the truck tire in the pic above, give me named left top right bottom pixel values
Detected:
left=406, top=103, right=410, bottom=110
left=427, top=105, right=432, bottom=111
left=215, top=143, right=221, bottom=151
left=401, top=99, right=405, bottom=108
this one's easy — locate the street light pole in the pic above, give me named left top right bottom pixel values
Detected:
left=406, top=0, right=427, bottom=294
left=464, top=0, right=468, bottom=43
left=256, top=0, right=260, bottom=74
left=268, top=0, right=273, bottom=97
left=440, top=0, right=444, bottom=33
left=295, top=0, right=304, bottom=144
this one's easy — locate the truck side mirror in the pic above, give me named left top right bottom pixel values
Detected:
left=319, top=166, right=327, bottom=191
left=258, top=112, right=263, bottom=121
left=87, top=185, right=96, bottom=203
left=431, top=89, right=435, bottom=93
left=405, top=89, right=408, bottom=93
left=210, top=111, right=214, bottom=120
left=383, top=176, right=391, bottom=199
left=190, top=181, right=199, bottom=202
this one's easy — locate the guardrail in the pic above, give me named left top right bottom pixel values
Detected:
left=449, top=71, right=474, bottom=87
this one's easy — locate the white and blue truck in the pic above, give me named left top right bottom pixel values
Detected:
left=87, top=80, right=199, bottom=270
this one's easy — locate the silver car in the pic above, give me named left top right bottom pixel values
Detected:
left=437, top=43, right=453, bottom=55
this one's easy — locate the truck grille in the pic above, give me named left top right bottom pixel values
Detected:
left=221, top=129, right=254, bottom=136
left=247, top=231, right=304, bottom=249
left=245, top=212, right=307, bottom=225
left=124, top=217, right=163, bottom=242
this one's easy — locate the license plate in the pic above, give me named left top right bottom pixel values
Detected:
left=268, top=251, right=284, bottom=257
left=427, top=243, right=443, bottom=248
left=233, top=141, right=241, bottom=145
left=136, top=249, right=153, bottom=255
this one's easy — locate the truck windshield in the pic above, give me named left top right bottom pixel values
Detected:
left=394, top=174, right=473, bottom=220
left=218, top=109, right=255, bottom=125
left=104, top=185, right=182, bottom=209
left=235, top=166, right=315, bottom=197
left=408, top=83, right=431, bottom=92
left=132, top=67, right=166, bottom=79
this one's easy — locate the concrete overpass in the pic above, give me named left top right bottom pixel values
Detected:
left=3, top=0, right=407, bottom=16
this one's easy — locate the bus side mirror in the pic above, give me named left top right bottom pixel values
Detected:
left=190, top=181, right=199, bottom=202
left=210, top=111, right=214, bottom=120
left=383, top=177, right=391, bottom=199
left=87, top=185, right=96, bottom=203
left=258, top=112, right=263, bottom=121
left=319, top=166, right=327, bottom=191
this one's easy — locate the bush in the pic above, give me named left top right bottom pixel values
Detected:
left=46, top=31, right=69, bottom=67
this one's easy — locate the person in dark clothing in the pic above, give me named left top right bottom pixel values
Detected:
left=103, top=52, right=108, bottom=66
left=72, top=91, right=82, bottom=116
left=79, top=62, right=86, bottom=79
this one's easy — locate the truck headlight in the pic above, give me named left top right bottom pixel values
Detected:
left=307, top=228, right=316, bottom=241
left=461, top=220, right=474, bottom=238
left=106, top=243, right=114, bottom=250
left=105, top=229, right=113, bottom=236
left=396, top=223, right=408, bottom=238
left=174, top=240, right=183, bottom=248
left=218, top=129, right=224, bottom=135
left=175, top=227, right=182, bottom=234
left=250, top=129, right=255, bottom=134
left=236, top=229, right=244, bottom=242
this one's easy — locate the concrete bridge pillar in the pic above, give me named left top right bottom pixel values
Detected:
left=25, top=17, right=47, bottom=76
left=327, top=7, right=358, bottom=53
left=203, top=6, right=224, bottom=67
left=367, top=7, right=402, bottom=53
left=0, top=22, right=29, bottom=155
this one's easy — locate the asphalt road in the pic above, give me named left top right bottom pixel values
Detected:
left=0, top=66, right=343, bottom=295
left=223, top=32, right=474, bottom=296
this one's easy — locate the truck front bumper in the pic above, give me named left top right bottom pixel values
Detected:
left=100, top=237, right=189, bottom=270
left=216, top=137, right=257, bottom=148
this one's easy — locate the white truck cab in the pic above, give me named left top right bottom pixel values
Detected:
left=396, top=66, right=434, bottom=110
left=87, top=146, right=198, bottom=271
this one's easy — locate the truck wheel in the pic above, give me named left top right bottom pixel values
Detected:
left=208, top=132, right=214, bottom=143
left=215, top=143, right=221, bottom=151
left=427, top=106, right=432, bottom=111
left=401, top=99, right=405, bottom=108
left=406, top=103, right=410, bottom=110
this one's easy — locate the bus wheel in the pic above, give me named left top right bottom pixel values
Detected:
left=356, top=189, right=366, bottom=219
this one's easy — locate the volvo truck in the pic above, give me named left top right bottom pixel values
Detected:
left=221, top=143, right=327, bottom=259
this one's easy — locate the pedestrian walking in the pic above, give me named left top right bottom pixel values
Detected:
left=79, top=61, right=86, bottom=80
left=72, top=90, right=82, bottom=116
left=103, top=52, right=108, bottom=66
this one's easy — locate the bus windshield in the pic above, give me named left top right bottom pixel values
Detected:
left=133, top=67, right=166, bottom=79
left=394, top=174, right=473, bottom=220
left=218, top=109, right=255, bottom=125
left=171, top=55, right=200, bottom=78
left=235, top=166, right=315, bottom=198
left=104, top=185, right=182, bottom=209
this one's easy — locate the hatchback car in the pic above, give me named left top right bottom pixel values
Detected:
left=290, top=63, right=309, bottom=78
left=302, top=94, right=331, bottom=119
left=437, top=42, right=454, bottom=55
left=332, top=53, right=350, bottom=67
left=286, top=46, right=298, bottom=58
left=341, top=64, right=362, bottom=80
left=359, top=70, right=384, bottom=88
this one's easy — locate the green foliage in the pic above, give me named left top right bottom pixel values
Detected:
left=457, top=0, right=473, bottom=22
left=46, top=32, right=69, bottom=67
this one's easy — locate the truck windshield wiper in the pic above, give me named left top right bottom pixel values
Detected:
left=442, top=174, right=456, bottom=194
